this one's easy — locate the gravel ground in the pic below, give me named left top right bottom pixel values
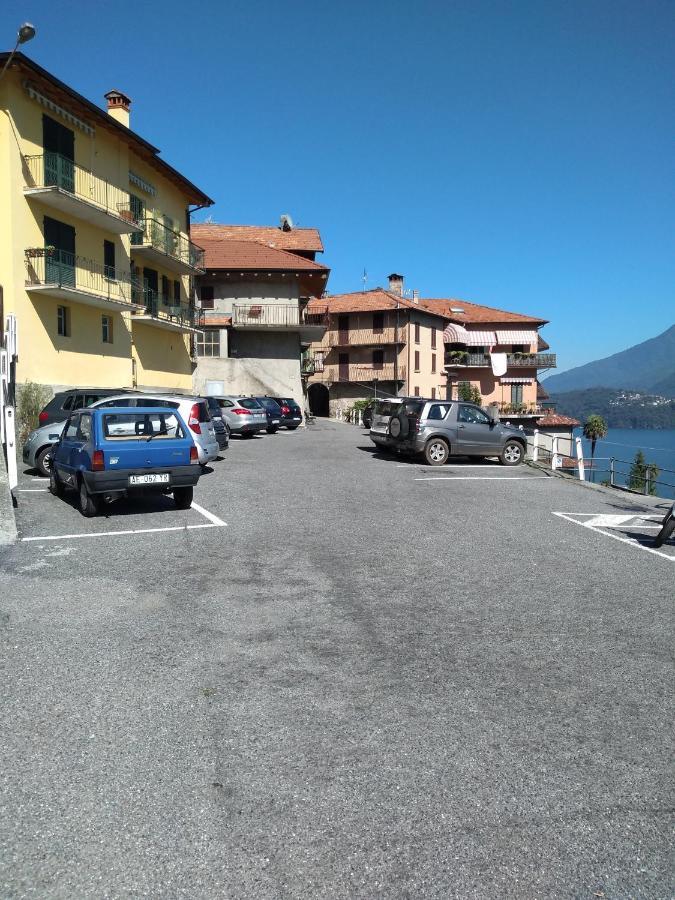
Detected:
left=0, top=421, right=672, bottom=898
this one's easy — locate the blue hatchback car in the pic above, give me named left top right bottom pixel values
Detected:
left=49, top=406, right=202, bottom=517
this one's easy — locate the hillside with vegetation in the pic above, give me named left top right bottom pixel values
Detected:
left=551, top=388, right=675, bottom=429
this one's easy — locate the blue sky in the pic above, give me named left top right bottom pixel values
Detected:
left=3, top=0, right=674, bottom=374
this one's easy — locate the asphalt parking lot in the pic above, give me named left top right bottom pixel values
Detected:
left=1, top=420, right=673, bottom=898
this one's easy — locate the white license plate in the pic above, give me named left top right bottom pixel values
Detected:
left=272, top=419, right=280, bottom=424
left=129, top=473, right=170, bottom=485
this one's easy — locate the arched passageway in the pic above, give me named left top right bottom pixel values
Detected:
left=308, top=382, right=329, bottom=417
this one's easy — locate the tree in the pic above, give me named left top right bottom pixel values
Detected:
left=458, top=382, right=482, bottom=405
left=629, top=450, right=660, bottom=495
left=582, top=414, right=608, bottom=468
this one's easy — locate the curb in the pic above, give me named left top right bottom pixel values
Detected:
left=0, top=448, right=18, bottom=545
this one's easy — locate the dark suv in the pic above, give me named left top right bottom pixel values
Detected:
left=370, top=398, right=527, bottom=466
left=38, top=388, right=138, bottom=427
left=267, top=397, right=302, bottom=430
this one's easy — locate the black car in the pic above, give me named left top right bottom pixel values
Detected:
left=254, top=397, right=284, bottom=434
left=38, top=388, right=139, bottom=427
left=205, top=396, right=230, bottom=451
left=267, top=397, right=302, bottom=430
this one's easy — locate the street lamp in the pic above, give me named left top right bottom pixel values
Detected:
left=0, top=22, right=36, bottom=82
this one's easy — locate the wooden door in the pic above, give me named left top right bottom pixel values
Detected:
left=44, top=216, right=75, bottom=286
left=338, top=314, right=349, bottom=345
left=338, top=352, right=349, bottom=381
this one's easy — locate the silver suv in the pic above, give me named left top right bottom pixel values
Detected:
left=370, top=398, right=527, bottom=466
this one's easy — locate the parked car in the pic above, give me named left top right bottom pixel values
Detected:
left=49, top=406, right=203, bottom=517
left=267, top=396, right=303, bottom=429
left=205, top=396, right=230, bottom=451
left=37, top=388, right=139, bottom=427
left=363, top=397, right=402, bottom=430
left=216, top=396, right=267, bottom=437
left=24, top=393, right=218, bottom=474
left=254, top=397, right=284, bottom=434
left=370, top=398, right=527, bottom=466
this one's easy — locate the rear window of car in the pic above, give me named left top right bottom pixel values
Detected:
left=426, top=403, right=452, bottom=420
left=374, top=400, right=397, bottom=416
left=260, top=398, right=281, bottom=411
left=237, top=398, right=262, bottom=410
left=206, top=397, right=221, bottom=413
left=102, top=412, right=184, bottom=440
left=401, top=400, right=425, bottom=416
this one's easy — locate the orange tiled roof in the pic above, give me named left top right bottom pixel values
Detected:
left=191, top=223, right=324, bottom=253
left=307, top=288, right=447, bottom=318
left=416, top=297, right=547, bottom=326
left=199, top=238, right=329, bottom=273
left=537, top=413, right=580, bottom=427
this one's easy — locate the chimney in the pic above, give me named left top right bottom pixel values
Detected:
left=388, top=273, right=404, bottom=296
left=104, top=89, right=131, bottom=128
left=412, top=290, right=419, bottom=303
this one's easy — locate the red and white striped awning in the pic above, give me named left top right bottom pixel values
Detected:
left=443, top=323, right=470, bottom=343
left=495, top=330, right=537, bottom=345
left=500, top=377, right=534, bottom=384
left=443, top=324, right=498, bottom=345
left=464, top=330, right=497, bottom=346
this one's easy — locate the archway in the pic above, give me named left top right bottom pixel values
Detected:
left=308, top=382, right=329, bottom=417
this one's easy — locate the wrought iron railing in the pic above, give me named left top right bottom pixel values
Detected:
left=25, top=249, right=141, bottom=305
left=22, top=153, right=140, bottom=226
left=134, top=291, right=194, bottom=326
left=301, top=354, right=325, bottom=375
left=445, top=352, right=557, bottom=368
left=131, top=218, right=205, bottom=271
left=232, top=304, right=329, bottom=329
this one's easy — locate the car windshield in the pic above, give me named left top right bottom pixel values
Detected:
left=102, top=412, right=184, bottom=440
left=237, top=399, right=263, bottom=410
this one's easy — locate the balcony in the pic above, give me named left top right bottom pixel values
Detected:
left=497, top=403, right=546, bottom=418
left=232, top=304, right=328, bottom=341
left=131, top=292, right=197, bottom=334
left=22, top=153, right=143, bottom=235
left=314, top=363, right=406, bottom=383
left=445, top=351, right=557, bottom=369
left=328, top=326, right=405, bottom=347
left=131, top=218, right=205, bottom=275
left=25, top=249, right=142, bottom=312
left=301, top=353, right=325, bottom=376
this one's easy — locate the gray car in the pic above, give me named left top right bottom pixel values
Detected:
left=216, top=396, right=267, bottom=437
left=23, top=393, right=219, bottom=474
left=370, top=398, right=527, bottom=466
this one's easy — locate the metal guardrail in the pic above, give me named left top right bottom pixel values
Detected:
left=25, top=249, right=141, bottom=305
left=131, top=218, right=205, bottom=271
left=23, top=153, right=139, bottom=226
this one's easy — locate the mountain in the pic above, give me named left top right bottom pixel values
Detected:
left=543, top=325, right=675, bottom=396
left=551, top=388, right=675, bottom=430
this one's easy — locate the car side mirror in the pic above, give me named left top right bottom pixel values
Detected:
left=486, top=405, right=500, bottom=425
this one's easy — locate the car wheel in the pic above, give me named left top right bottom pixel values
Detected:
left=173, top=487, right=193, bottom=510
left=49, top=466, right=64, bottom=497
left=654, top=513, right=675, bottom=548
left=424, top=438, right=449, bottom=466
left=78, top=478, right=100, bottom=517
left=36, top=445, right=53, bottom=477
left=500, top=441, right=524, bottom=466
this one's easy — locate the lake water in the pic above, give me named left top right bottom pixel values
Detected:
left=576, top=428, right=675, bottom=499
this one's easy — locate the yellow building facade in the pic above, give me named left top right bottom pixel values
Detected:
left=0, top=53, right=212, bottom=393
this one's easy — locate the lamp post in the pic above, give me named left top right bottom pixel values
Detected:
left=0, top=23, right=36, bottom=82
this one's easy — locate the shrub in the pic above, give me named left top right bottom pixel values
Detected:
left=16, top=381, right=52, bottom=444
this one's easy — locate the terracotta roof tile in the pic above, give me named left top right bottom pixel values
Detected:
left=191, top=223, right=324, bottom=253
left=416, top=297, right=547, bottom=326
left=536, top=413, right=581, bottom=427
left=307, top=288, right=447, bottom=318
left=199, top=238, right=329, bottom=273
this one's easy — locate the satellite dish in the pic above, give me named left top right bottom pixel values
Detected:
left=280, top=214, right=294, bottom=231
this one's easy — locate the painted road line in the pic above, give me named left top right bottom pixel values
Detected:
left=21, top=523, right=221, bottom=543
left=397, top=464, right=501, bottom=469
left=415, top=476, right=547, bottom=481
left=552, top=512, right=675, bottom=562
left=191, top=502, right=227, bottom=527
left=17, top=489, right=49, bottom=492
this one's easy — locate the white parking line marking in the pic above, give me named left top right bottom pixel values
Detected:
left=21, top=523, right=221, bottom=543
left=397, top=464, right=501, bottom=468
left=191, top=502, right=227, bottom=527
left=552, top=512, right=675, bottom=562
left=18, top=489, right=48, bottom=492
left=415, top=476, right=546, bottom=481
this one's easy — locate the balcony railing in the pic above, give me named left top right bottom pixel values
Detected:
left=25, top=248, right=141, bottom=306
left=301, top=354, right=325, bottom=375
left=132, top=291, right=194, bottom=327
left=131, top=218, right=205, bottom=272
left=22, top=153, right=142, bottom=232
left=315, top=363, right=406, bottom=383
left=327, top=326, right=404, bottom=347
left=445, top=352, right=557, bottom=369
left=232, top=304, right=329, bottom=330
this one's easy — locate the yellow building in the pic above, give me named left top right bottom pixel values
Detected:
left=0, top=52, right=212, bottom=394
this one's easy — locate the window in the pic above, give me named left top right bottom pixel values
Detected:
left=431, top=329, right=437, bottom=349
left=57, top=305, right=69, bottom=337
left=161, top=275, right=170, bottom=305
left=373, top=312, right=384, bottom=334
left=102, top=315, right=113, bottom=344
left=431, top=353, right=436, bottom=373
left=103, top=240, right=115, bottom=279
left=78, top=414, right=92, bottom=440
left=103, top=412, right=183, bottom=440
left=196, top=328, right=220, bottom=357
left=64, top=416, right=79, bottom=439
left=458, top=405, right=490, bottom=425
left=511, top=384, right=524, bottom=406
left=173, top=280, right=181, bottom=304
left=427, top=403, right=451, bottom=420
left=200, top=285, right=215, bottom=309
left=431, top=388, right=436, bottom=399
left=98, top=398, right=133, bottom=408
left=414, top=322, right=420, bottom=343
left=414, top=351, right=420, bottom=372
left=372, top=349, right=384, bottom=369
left=129, top=194, right=145, bottom=237
left=414, top=386, right=420, bottom=397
